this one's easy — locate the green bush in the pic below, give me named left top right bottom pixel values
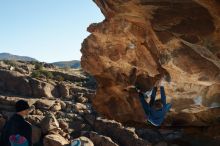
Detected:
left=35, top=63, right=43, bottom=70
left=3, top=60, right=17, bottom=67
left=31, top=70, right=41, bottom=78
left=41, top=70, right=53, bottom=79
left=54, top=75, right=64, bottom=82
left=31, top=70, right=54, bottom=79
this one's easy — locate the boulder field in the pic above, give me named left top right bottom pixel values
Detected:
left=1, top=0, right=220, bottom=145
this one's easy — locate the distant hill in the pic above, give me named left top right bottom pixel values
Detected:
left=51, top=60, right=81, bottom=69
left=0, top=53, right=38, bottom=62
left=0, top=52, right=81, bottom=69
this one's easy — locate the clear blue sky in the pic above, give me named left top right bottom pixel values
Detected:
left=0, top=0, right=104, bottom=63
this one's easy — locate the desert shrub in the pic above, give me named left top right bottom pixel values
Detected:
left=63, top=66, right=71, bottom=71
left=34, top=63, right=43, bottom=70
left=54, top=75, right=64, bottom=82
left=31, top=70, right=54, bottom=79
left=41, top=70, right=54, bottom=79
left=31, top=70, right=41, bottom=78
left=3, top=60, right=17, bottom=67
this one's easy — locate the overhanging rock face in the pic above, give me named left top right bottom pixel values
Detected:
left=81, top=0, right=220, bottom=123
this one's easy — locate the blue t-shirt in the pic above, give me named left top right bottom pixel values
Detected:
left=148, top=103, right=171, bottom=126
left=138, top=88, right=171, bottom=126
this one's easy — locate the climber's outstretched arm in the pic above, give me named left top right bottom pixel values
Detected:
left=149, top=87, right=157, bottom=106
left=160, top=86, right=166, bottom=106
left=139, top=92, right=150, bottom=115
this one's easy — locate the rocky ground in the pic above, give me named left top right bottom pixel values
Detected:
left=1, top=0, right=219, bottom=145
left=0, top=60, right=219, bottom=146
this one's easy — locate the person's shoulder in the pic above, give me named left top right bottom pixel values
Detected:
left=11, top=114, right=23, bottom=120
left=20, top=120, right=32, bottom=132
left=7, top=114, right=18, bottom=123
left=17, top=116, right=32, bottom=128
left=24, top=120, right=32, bottom=127
left=9, top=114, right=17, bottom=119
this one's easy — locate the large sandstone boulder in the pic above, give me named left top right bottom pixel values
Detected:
left=26, top=115, right=44, bottom=126
left=88, top=131, right=118, bottom=146
left=50, top=101, right=62, bottom=112
left=34, top=99, right=55, bottom=110
left=75, top=103, right=87, bottom=111
left=40, top=113, right=59, bottom=134
left=0, top=70, right=61, bottom=98
left=43, top=134, right=69, bottom=146
left=81, top=0, right=220, bottom=123
left=166, top=106, right=220, bottom=127
left=87, top=117, right=150, bottom=146
left=30, top=78, right=58, bottom=98
left=0, top=70, right=32, bottom=96
left=57, top=83, right=70, bottom=98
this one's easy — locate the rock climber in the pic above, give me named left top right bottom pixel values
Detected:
left=136, top=78, right=172, bottom=126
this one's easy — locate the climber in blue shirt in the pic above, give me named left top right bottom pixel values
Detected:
left=137, top=85, right=171, bottom=126
left=127, top=67, right=171, bottom=126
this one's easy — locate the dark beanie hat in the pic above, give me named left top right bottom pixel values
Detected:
left=15, top=100, right=30, bottom=112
